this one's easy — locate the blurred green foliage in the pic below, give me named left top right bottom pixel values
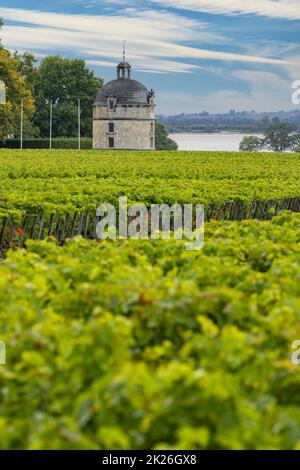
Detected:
left=0, top=212, right=300, bottom=449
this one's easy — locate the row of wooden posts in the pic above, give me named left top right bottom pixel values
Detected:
left=0, top=197, right=299, bottom=258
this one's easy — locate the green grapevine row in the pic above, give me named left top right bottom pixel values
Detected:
left=0, top=149, right=299, bottom=217
left=0, top=212, right=300, bottom=449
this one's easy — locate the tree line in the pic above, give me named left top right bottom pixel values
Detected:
left=240, top=120, right=300, bottom=153
left=0, top=19, right=177, bottom=150
left=160, top=111, right=300, bottom=135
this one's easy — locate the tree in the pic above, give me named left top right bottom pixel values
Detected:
left=263, top=122, right=293, bottom=152
left=0, top=20, right=35, bottom=141
left=13, top=51, right=37, bottom=93
left=12, top=51, right=39, bottom=137
left=291, top=134, right=300, bottom=152
left=240, top=121, right=300, bottom=153
left=33, top=56, right=102, bottom=138
left=155, top=121, right=178, bottom=150
left=239, top=135, right=263, bottom=152
left=262, top=116, right=269, bottom=130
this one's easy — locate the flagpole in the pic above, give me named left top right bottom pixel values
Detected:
left=78, top=99, right=81, bottom=150
left=20, top=99, right=24, bottom=150
left=49, top=100, right=52, bottom=150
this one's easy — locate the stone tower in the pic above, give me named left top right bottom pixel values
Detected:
left=93, top=56, right=155, bottom=150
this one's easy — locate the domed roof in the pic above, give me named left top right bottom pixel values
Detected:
left=94, top=58, right=153, bottom=106
left=94, top=78, right=149, bottom=106
left=117, top=61, right=131, bottom=69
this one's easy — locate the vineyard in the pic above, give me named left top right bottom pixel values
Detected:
left=0, top=212, right=300, bottom=449
left=0, top=149, right=300, bottom=450
left=0, top=149, right=300, bottom=217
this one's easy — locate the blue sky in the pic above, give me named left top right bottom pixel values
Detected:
left=1, top=0, right=300, bottom=114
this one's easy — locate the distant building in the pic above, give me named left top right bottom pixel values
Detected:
left=93, top=57, right=155, bottom=150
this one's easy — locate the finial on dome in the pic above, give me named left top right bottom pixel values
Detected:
left=123, top=41, right=126, bottom=63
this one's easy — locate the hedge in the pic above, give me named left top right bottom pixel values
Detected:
left=0, top=138, right=93, bottom=149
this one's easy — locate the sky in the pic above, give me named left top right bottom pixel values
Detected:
left=0, top=0, right=300, bottom=115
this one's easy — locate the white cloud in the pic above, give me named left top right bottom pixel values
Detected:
left=85, top=60, right=117, bottom=68
left=151, top=0, right=300, bottom=21
left=204, top=70, right=293, bottom=113
left=87, top=57, right=201, bottom=73
left=0, top=6, right=291, bottom=75
left=0, top=7, right=223, bottom=43
left=158, top=69, right=294, bottom=113
left=283, top=55, right=300, bottom=81
left=232, top=69, right=287, bottom=86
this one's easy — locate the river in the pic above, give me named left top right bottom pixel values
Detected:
left=169, top=133, right=263, bottom=152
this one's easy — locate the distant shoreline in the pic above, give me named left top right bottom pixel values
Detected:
left=159, top=109, right=300, bottom=136
left=169, top=132, right=264, bottom=152
left=168, top=131, right=263, bottom=135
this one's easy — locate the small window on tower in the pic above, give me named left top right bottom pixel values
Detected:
left=151, top=137, right=154, bottom=148
left=108, top=122, right=114, bottom=133
left=151, top=122, right=154, bottom=133
left=108, top=99, right=114, bottom=110
left=109, top=137, right=114, bottom=148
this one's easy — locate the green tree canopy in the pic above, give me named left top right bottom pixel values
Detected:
left=263, top=122, right=293, bottom=152
left=13, top=51, right=37, bottom=94
left=33, top=56, right=102, bottom=138
left=239, top=135, right=263, bottom=152
left=0, top=19, right=35, bottom=140
left=240, top=121, right=300, bottom=153
left=291, top=134, right=300, bottom=152
left=155, top=121, right=178, bottom=150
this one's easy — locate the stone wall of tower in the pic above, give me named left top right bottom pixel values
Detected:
left=93, top=105, right=155, bottom=150
left=93, top=105, right=154, bottom=120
